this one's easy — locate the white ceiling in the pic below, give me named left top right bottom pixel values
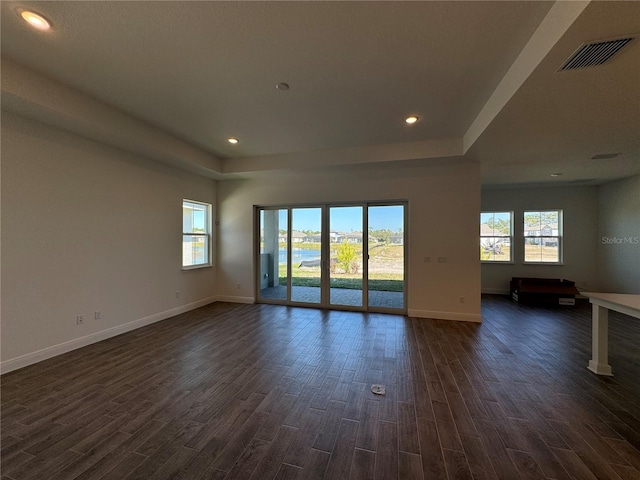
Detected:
left=1, top=1, right=638, bottom=187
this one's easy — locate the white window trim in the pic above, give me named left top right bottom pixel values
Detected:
left=522, top=209, right=563, bottom=265
left=480, top=211, right=514, bottom=263
left=182, top=199, right=213, bottom=270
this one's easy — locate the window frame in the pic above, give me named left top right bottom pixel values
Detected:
left=480, top=211, right=514, bottom=263
left=182, top=199, right=213, bottom=270
left=522, top=209, right=563, bottom=265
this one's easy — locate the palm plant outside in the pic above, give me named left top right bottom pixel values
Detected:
left=281, top=241, right=404, bottom=291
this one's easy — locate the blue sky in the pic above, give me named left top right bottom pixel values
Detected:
left=480, top=212, right=511, bottom=225
left=278, top=205, right=404, bottom=232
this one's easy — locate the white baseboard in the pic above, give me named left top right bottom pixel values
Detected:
left=215, top=295, right=255, bottom=304
left=481, top=288, right=510, bottom=295
left=1, top=296, right=217, bottom=375
left=408, top=309, right=482, bottom=323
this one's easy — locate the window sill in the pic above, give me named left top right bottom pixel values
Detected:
left=481, top=261, right=514, bottom=265
left=182, top=264, right=214, bottom=271
left=523, top=262, right=564, bottom=266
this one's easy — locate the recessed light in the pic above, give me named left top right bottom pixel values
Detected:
left=276, top=82, right=290, bottom=91
left=550, top=173, right=562, bottom=177
left=20, top=10, right=51, bottom=31
left=227, top=137, right=239, bottom=144
left=405, top=115, right=419, bottom=124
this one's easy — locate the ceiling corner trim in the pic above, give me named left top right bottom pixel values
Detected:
left=222, top=137, right=464, bottom=176
left=1, top=59, right=223, bottom=177
left=462, top=0, right=591, bottom=153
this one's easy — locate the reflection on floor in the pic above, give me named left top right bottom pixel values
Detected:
left=260, top=285, right=404, bottom=309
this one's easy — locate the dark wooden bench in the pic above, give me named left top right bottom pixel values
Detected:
left=510, top=277, right=580, bottom=306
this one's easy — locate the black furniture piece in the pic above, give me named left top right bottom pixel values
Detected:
left=510, top=277, right=580, bottom=306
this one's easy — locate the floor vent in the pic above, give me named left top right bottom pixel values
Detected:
left=559, top=37, right=634, bottom=70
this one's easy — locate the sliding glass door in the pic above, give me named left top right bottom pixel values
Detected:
left=329, top=206, right=364, bottom=308
left=257, top=203, right=405, bottom=312
left=259, top=209, right=288, bottom=301
left=291, top=207, right=322, bottom=305
left=367, top=205, right=405, bottom=310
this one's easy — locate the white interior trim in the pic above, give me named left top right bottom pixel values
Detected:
left=0, top=297, right=217, bottom=375
left=408, top=309, right=482, bottom=323
left=463, top=0, right=590, bottom=152
left=215, top=296, right=256, bottom=304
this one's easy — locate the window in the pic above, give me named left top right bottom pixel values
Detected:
left=480, top=212, right=513, bottom=262
left=523, top=210, right=562, bottom=263
left=182, top=200, right=211, bottom=268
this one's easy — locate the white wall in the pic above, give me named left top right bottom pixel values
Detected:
left=481, top=185, right=599, bottom=294
left=217, top=159, right=482, bottom=321
left=597, top=175, right=640, bottom=293
left=1, top=113, right=217, bottom=371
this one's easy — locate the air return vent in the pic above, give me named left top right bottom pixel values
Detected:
left=559, top=37, right=635, bottom=70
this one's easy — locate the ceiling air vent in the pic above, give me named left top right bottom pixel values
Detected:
left=559, top=37, right=635, bottom=70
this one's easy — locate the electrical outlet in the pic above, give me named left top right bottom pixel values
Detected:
left=236, top=283, right=241, bottom=289
left=76, top=315, right=84, bottom=325
left=94, top=311, right=101, bottom=320
left=459, top=297, right=465, bottom=304
left=176, top=291, right=180, bottom=299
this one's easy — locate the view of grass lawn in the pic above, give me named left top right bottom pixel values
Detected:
left=481, top=244, right=558, bottom=262
left=278, top=242, right=404, bottom=291
left=282, top=270, right=404, bottom=291
left=481, top=245, right=511, bottom=262
left=524, top=244, right=559, bottom=262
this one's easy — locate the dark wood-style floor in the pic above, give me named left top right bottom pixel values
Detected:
left=2, top=295, right=639, bottom=480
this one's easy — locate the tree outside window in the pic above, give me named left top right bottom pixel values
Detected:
left=480, top=212, right=512, bottom=262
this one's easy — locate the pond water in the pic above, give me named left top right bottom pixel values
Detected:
left=279, top=248, right=321, bottom=263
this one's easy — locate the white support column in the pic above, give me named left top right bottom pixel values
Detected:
left=263, top=210, right=279, bottom=288
left=587, top=304, right=613, bottom=376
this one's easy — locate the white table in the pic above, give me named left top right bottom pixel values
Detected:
left=582, top=292, right=640, bottom=376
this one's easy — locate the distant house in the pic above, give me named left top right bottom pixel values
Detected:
left=480, top=224, right=494, bottom=236
left=291, top=231, right=307, bottom=243
left=524, top=223, right=558, bottom=245
left=480, top=223, right=509, bottom=249
left=389, top=234, right=404, bottom=245
left=344, top=232, right=363, bottom=244
left=270, top=229, right=362, bottom=244
left=277, top=230, right=308, bottom=242
left=305, top=233, right=322, bottom=243
left=332, top=231, right=363, bottom=244
left=524, top=223, right=558, bottom=236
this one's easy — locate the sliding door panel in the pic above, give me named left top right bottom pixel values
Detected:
left=367, top=205, right=405, bottom=310
left=291, top=207, right=322, bottom=304
left=329, top=206, right=363, bottom=307
left=259, top=209, right=288, bottom=301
